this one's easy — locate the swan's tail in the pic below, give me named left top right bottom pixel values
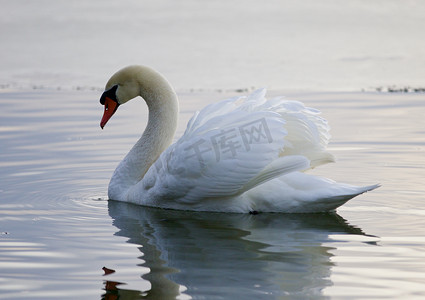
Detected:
left=303, top=183, right=381, bottom=213
left=244, top=171, right=381, bottom=213
left=306, top=183, right=381, bottom=213
left=354, top=183, right=381, bottom=195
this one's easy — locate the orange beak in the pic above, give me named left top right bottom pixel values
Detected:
left=100, top=97, right=119, bottom=129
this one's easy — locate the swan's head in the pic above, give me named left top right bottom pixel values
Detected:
left=100, top=65, right=177, bottom=129
left=99, top=66, right=145, bottom=129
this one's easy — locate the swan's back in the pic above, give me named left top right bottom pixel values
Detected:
left=184, top=89, right=334, bottom=167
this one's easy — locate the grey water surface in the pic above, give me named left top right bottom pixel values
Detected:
left=0, top=90, right=424, bottom=299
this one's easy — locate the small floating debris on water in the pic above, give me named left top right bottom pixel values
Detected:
left=374, top=86, right=425, bottom=93
left=91, top=196, right=107, bottom=201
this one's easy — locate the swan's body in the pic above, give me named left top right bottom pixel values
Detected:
left=100, top=65, right=378, bottom=213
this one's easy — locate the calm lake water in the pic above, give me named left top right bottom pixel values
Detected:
left=0, top=89, right=424, bottom=299
left=2, top=0, right=425, bottom=298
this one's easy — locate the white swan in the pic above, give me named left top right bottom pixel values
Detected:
left=99, top=65, right=379, bottom=213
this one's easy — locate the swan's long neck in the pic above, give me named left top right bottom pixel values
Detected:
left=132, top=85, right=178, bottom=178
left=108, top=67, right=178, bottom=200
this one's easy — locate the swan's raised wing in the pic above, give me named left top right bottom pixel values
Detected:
left=127, top=89, right=333, bottom=210
left=260, top=97, right=335, bottom=167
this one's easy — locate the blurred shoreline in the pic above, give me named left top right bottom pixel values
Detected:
left=1, top=1, right=424, bottom=92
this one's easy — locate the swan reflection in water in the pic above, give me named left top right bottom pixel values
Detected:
left=104, top=201, right=375, bottom=299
